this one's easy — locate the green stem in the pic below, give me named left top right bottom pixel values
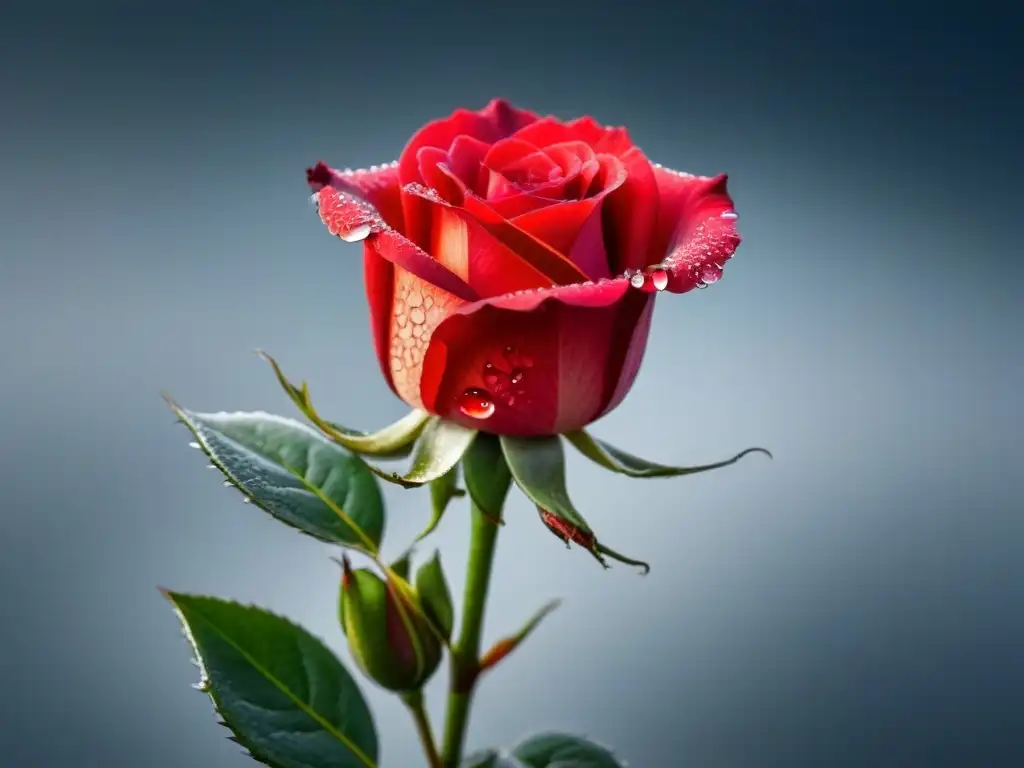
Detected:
left=403, top=690, right=443, bottom=768
left=440, top=495, right=502, bottom=766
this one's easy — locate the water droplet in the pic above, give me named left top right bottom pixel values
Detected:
left=242, top=497, right=252, bottom=504
left=720, top=210, right=739, bottom=220
left=188, top=441, right=200, bottom=449
left=629, top=272, right=645, bottom=289
left=206, top=464, right=216, bottom=470
left=458, top=388, right=495, bottom=419
left=648, top=268, right=669, bottom=291
left=192, top=678, right=211, bottom=692
left=339, top=223, right=372, bottom=243
left=510, top=368, right=524, bottom=385
left=223, top=480, right=233, bottom=487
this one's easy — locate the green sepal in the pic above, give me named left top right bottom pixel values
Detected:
left=166, top=395, right=384, bottom=553
left=417, top=464, right=466, bottom=541
left=462, top=433, right=512, bottom=521
left=258, top=350, right=429, bottom=458
left=367, top=418, right=478, bottom=489
left=566, top=428, right=772, bottom=478
left=479, top=599, right=561, bottom=674
left=415, top=551, right=455, bottom=641
left=163, top=591, right=379, bottom=768
left=501, top=435, right=648, bottom=573
left=512, top=732, right=625, bottom=767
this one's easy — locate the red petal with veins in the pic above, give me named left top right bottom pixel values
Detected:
left=418, top=277, right=656, bottom=436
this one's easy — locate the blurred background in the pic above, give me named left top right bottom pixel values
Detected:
left=1, top=0, right=1021, bottom=766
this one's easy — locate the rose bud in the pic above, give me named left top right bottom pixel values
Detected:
left=338, top=555, right=443, bottom=693
left=307, top=98, right=741, bottom=437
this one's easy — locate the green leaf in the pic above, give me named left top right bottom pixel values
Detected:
left=462, top=433, right=513, bottom=520
left=415, top=551, right=455, bottom=641
left=566, top=429, right=772, bottom=478
left=501, top=436, right=648, bottom=573
left=167, top=396, right=384, bottom=553
left=460, top=751, right=526, bottom=768
left=417, top=464, right=466, bottom=541
left=369, top=418, right=477, bottom=489
left=163, top=592, right=379, bottom=768
left=513, top=733, right=625, bottom=768
left=258, top=350, right=429, bottom=458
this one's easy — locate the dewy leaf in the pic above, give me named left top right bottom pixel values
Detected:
left=512, top=733, right=625, bottom=768
left=501, top=436, right=648, bottom=573
left=258, top=350, right=429, bottom=458
left=479, top=600, right=561, bottom=674
left=163, top=592, right=379, bottom=768
left=566, top=429, right=772, bottom=478
left=167, top=396, right=384, bottom=552
left=417, top=464, right=466, bottom=541
left=369, top=418, right=477, bottom=489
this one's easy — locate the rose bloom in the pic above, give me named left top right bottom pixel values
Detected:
left=307, top=99, right=740, bottom=437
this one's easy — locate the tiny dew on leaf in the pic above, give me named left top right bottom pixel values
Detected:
left=167, top=396, right=385, bottom=553
left=163, top=592, right=380, bottom=768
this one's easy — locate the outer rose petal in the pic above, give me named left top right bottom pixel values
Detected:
left=307, top=161, right=405, bottom=233
left=650, top=167, right=741, bottom=293
left=419, top=277, right=656, bottom=436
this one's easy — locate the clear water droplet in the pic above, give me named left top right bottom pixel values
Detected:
left=242, top=497, right=252, bottom=504
left=192, top=678, right=211, bottom=692
left=222, top=480, right=233, bottom=487
left=720, top=210, right=739, bottom=220
left=649, top=268, right=669, bottom=291
left=188, top=441, right=200, bottom=449
left=458, top=388, right=495, bottom=419
left=339, top=223, right=372, bottom=243
left=629, top=272, right=645, bottom=288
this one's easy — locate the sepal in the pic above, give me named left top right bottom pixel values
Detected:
left=566, top=428, right=771, bottom=478
left=500, top=435, right=649, bottom=573
left=259, top=350, right=429, bottom=458
left=478, top=599, right=561, bottom=675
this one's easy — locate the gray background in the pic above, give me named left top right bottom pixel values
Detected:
left=1, top=0, right=1021, bottom=766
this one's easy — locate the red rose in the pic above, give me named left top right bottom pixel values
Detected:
left=307, top=98, right=740, bottom=437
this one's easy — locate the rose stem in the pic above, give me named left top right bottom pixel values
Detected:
left=440, top=485, right=504, bottom=766
left=402, top=689, right=443, bottom=768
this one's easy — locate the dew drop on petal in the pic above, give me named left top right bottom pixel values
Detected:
left=649, top=268, right=669, bottom=291
left=720, top=210, right=739, bottom=221
left=458, top=388, right=495, bottom=419
left=339, top=223, right=372, bottom=243
left=629, top=272, right=645, bottom=289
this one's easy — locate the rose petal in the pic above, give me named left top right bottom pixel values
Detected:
left=453, top=193, right=591, bottom=286
left=420, top=277, right=655, bottom=436
left=402, top=184, right=556, bottom=297
left=512, top=116, right=635, bottom=158
left=306, top=160, right=404, bottom=233
left=601, top=147, right=660, bottom=274
left=399, top=99, right=538, bottom=226
left=313, top=185, right=479, bottom=302
left=386, top=266, right=467, bottom=409
left=650, top=168, right=740, bottom=293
